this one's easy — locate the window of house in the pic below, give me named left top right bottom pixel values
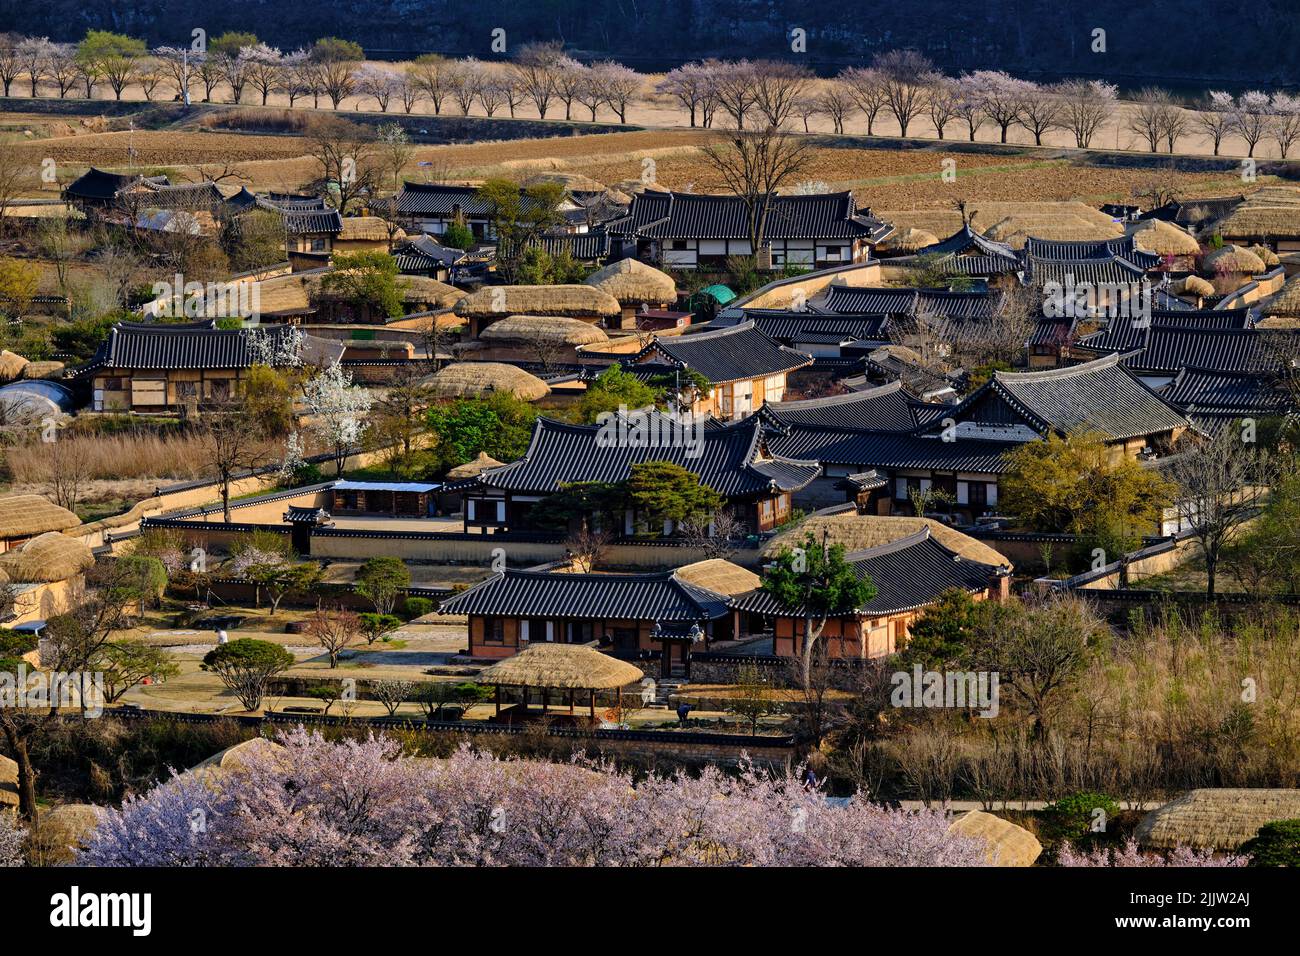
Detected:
left=719, top=384, right=733, bottom=416
left=310, top=238, right=326, bottom=252
left=969, top=481, right=988, bottom=508
left=764, top=374, right=785, bottom=403
left=483, top=617, right=505, bottom=644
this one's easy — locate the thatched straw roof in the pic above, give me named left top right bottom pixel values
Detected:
left=1203, top=244, right=1266, bottom=274
left=1136, top=788, right=1300, bottom=851
left=184, top=737, right=286, bottom=788
left=948, top=810, right=1042, bottom=866
left=878, top=227, right=940, bottom=253
left=0, top=532, right=95, bottom=583
left=0, top=351, right=29, bottom=382
left=21, top=361, right=65, bottom=380
left=1247, top=244, right=1281, bottom=267
left=763, top=514, right=1012, bottom=568
left=338, top=216, right=403, bottom=243
left=445, top=450, right=505, bottom=480
left=0, top=495, right=81, bottom=539
left=1213, top=186, right=1300, bottom=240
left=397, top=275, right=463, bottom=309
left=478, top=643, right=644, bottom=690
left=426, top=362, right=550, bottom=401
left=1262, top=273, right=1300, bottom=318
left=584, top=258, right=677, bottom=305
left=674, top=558, right=761, bottom=596
left=1127, top=218, right=1200, bottom=257
left=1179, top=275, right=1215, bottom=298
left=0, top=754, right=17, bottom=808
left=480, top=314, right=610, bottom=347
left=879, top=202, right=1121, bottom=247
left=456, top=285, right=620, bottom=319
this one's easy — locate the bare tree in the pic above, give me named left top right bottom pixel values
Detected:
left=1196, top=91, right=1236, bottom=156
left=873, top=49, right=933, bottom=137
left=1228, top=90, right=1272, bottom=158
left=1016, top=81, right=1063, bottom=146
left=0, top=147, right=34, bottom=237
left=1127, top=88, right=1174, bottom=152
left=714, top=59, right=758, bottom=129
left=308, top=607, right=362, bottom=668
left=839, top=66, right=889, bottom=135
left=655, top=61, right=717, bottom=128
left=512, top=41, right=564, bottom=118
left=750, top=60, right=813, bottom=128
left=17, top=36, right=53, bottom=97
left=410, top=54, right=448, bottom=114
left=1057, top=79, right=1117, bottom=148
left=1165, top=428, right=1275, bottom=598
left=1271, top=93, right=1300, bottom=159
left=699, top=126, right=814, bottom=263
left=46, top=42, right=79, bottom=98
left=356, top=64, right=399, bottom=112
left=591, top=60, right=641, bottom=123
left=196, top=402, right=279, bottom=522
left=925, top=76, right=962, bottom=140
left=36, top=432, right=94, bottom=514
left=447, top=58, right=484, bottom=116
left=817, top=82, right=857, bottom=135
left=565, top=520, right=611, bottom=573
left=241, top=44, right=283, bottom=105
left=305, top=115, right=378, bottom=213
left=679, top=509, right=744, bottom=559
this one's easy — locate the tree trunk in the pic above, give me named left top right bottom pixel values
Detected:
left=2, top=724, right=39, bottom=823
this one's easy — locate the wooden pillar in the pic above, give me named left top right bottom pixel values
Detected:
left=494, top=684, right=501, bottom=717
left=589, top=689, right=595, bottom=720
left=568, top=689, right=574, bottom=715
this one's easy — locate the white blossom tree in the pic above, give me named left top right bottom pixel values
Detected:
left=302, top=361, right=373, bottom=476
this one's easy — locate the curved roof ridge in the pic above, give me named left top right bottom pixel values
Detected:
left=993, top=352, right=1122, bottom=383
left=769, top=380, right=904, bottom=409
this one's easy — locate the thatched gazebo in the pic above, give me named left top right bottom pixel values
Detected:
left=877, top=227, right=940, bottom=255
left=426, top=362, right=550, bottom=401
left=479, top=314, right=610, bottom=348
left=948, top=810, right=1042, bottom=866
left=0, top=495, right=82, bottom=550
left=1127, top=218, right=1200, bottom=258
left=477, top=643, right=644, bottom=723
left=1136, top=788, right=1300, bottom=851
left=0, top=532, right=95, bottom=583
left=1203, top=244, right=1266, bottom=275
left=584, top=258, right=677, bottom=314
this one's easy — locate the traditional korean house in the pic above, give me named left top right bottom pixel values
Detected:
left=762, top=381, right=947, bottom=433
left=330, top=480, right=441, bottom=518
left=62, top=169, right=222, bottom=220
left=393, top=182, right=581, bottom=239
left=436, top=565, right=733, bottom=673
left=452, top=411, right=820, bottom=535
left=741, top=310, right=893, bottom=359
left=816, top=286, right=1003, bottom=322
left=943, top=353, right=1191, bottom=458
left=0, top=495, right=81, bottom=554
left=607, top=189, right=892, bottom=271
left=627, top=322, right=813, bottom=420
left=75, top=321, right=299, bottom=412
left=391, top=234, right=468, bottom=281
left=283, top=206, right=344, bottom=258
left=1158, top=367, right=1293, bottom=435
left=455, top=285, right=621, bottom=338
left=1073, top=321, right=1298, bottom=389
left=909, top=224, right=1023, bottom=284
left=730, top=521, right=1012, bottom=659
left=584, top=259, right=678, bottom=329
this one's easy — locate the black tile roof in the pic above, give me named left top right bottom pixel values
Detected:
left=762, top=381, right=942, bottom=432
left=744, top=310, right=892, bottom=346
left=282, top=208, right=344, bottom=235
left=137, top=180, right=224, bottom=209
left=632, top=322, right=813, bottom=384
left=912, top=226, right=1021, bottom=276
left=1023, top=236, right=1161, bottom=268
left=948, top=353, right=1189, bottom=441
left=764, top=425, right=1022, bottom=473
left=1026, top=255, right=1148, bottom=286
left=820, top=286, right=1003, bottom=320
left=730, top=527, right=1004, bottom=617
left=63, top=167, right=168, bottom=202
left=1159, top=367, right=1292, bottom=416
left=497, top=230, right=611, bottom=262
left=606, top=189, right=892, bottom=242
left=1076, top=326, right=1300, bottom=376
left=395, top=183, right=495, bottom=218
left=90, top=322, right=297, bottom=370
left=468, top=412, right=820, bottom=498
left=437, top=567, right=730, bottom=622
left=1076, top=308, right=1253, bottom=352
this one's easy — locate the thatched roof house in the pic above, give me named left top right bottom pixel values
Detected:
left=455, top=285, right=621, bottom=337
left=877, top=227, right=939, bottom=254
left=28, top=803, right=107, bottom=864
left=426, top=362, right=550, bottom=401
left=397, top=275, right=464, bottom=311
left=673, top=558, right=761, bottom=596
left=762, top=514, right=1012, bottom=568
left=478, top=643, right=644, bottom=690
left=1260, top=272, right=1300, bottom=321
left=948, top=810, right=1042, bottom=866
left=584, top=258, right=677, bottom=309
left=185, top=737, right=286, bottom=787
left=0, top=351, right=29, bottom=382
left=0, top=532, right=95, bottom=583
left=1203, top=244, right=1266, bottom=275
left=1211, top=186, right=1300, bottom=245
left=1136, top=788, right=1300, bottom=851
left=1127, top=218, right=1200, bottom=258
left=479, top=315, right=610, bottom=347
left=21, top=361, right=65, bottom=380
left=0, top=495, right=82, bottom=548
left=1247, top=244, right=1281, bottom=267
left=445, top=451, right=505, bottom=481
left=1179, top=275, right=1216, bottom=299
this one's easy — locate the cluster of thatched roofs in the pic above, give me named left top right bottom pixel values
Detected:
left=0, top=495, right=93, bottom=584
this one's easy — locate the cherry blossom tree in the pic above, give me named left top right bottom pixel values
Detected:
left=301, top=361, right=373, bottom=476
left=1058, top=839, right=1246, bottom=867
left=0, top=812, right=24, bottom=867
left=77, top=729, right=995, bottom=867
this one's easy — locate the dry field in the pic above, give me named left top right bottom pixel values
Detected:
left=8, top=118, right=1264, bottom=211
